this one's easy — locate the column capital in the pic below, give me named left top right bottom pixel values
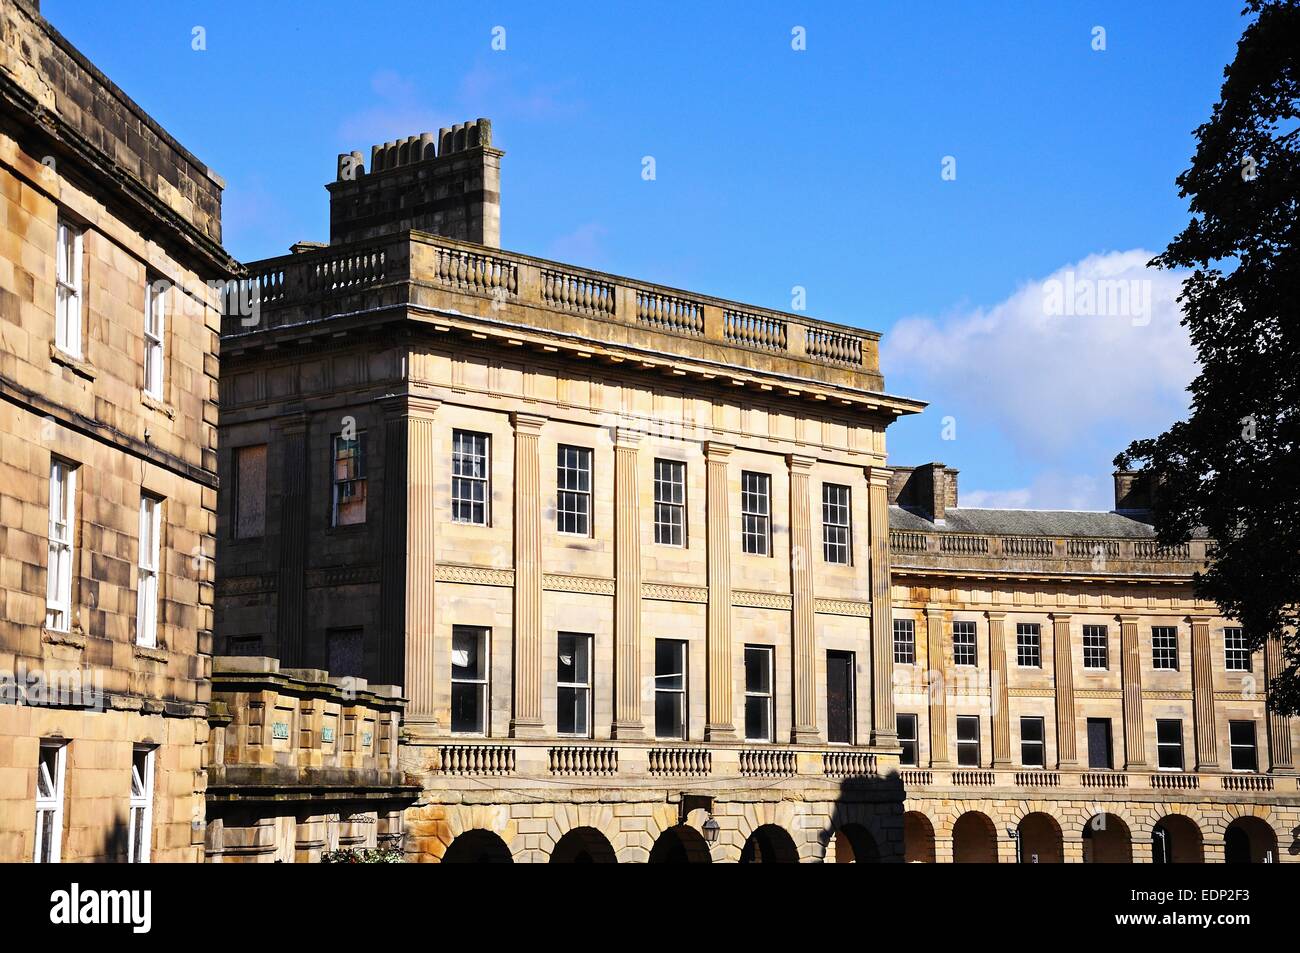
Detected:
left=379, top=391, right=441, bottom=418
left=613, top=426, right=642, bottom=450
left=986, top=610, right=1007, bottom=622
left=512, top=411, right=547, bottom=434
left=705, top=440, right=733, bottom=461
left=865, top=464, right=894, bottom=488
left=923, top=603, right=946, bottom=619
left=1115, top=613, right=1141, bottom=624
left=1049, top=613, right=1072, bottom=623
left=787, top=453, right=817, bottom=473
left=1186, top=614, right=1213, bottom=626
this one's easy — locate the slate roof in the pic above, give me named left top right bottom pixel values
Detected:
left=888, top=504, right=1168, bottom=538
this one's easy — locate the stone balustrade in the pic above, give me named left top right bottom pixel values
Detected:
left=889, top=530, right=1212, bottom=572
left=896, top=767, right=1293, bottom=795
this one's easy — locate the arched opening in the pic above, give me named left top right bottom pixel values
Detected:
left=550, top=826, right=617, bottom=863
left=832, top=823, right=880, bottom=863
left=740, top=824, right=799, bottom=863
left=1151, top=814, right=1204, bottom=864
left=952, top=811, right=998, bottom=863
left=441, top=829, right=512, bottom=864
left=1017, top=812, right=1063, bottom=863
left=648, top=824, right=712, bottom=864
left=904, top=812, right=936, bottom=863
left=1082, top=813, right=1132, bottom=863
left=1224, top=816, right=1277, bottom=864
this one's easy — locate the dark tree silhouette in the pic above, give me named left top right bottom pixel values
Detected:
left=1118, top=0, right=1300, bottom=713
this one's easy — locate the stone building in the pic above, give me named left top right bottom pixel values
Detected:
left=889, top=465, right=1299, bottom=863
left=0, top=0, right=235, bottom=861
left=216, top=121, right=923, bottom=862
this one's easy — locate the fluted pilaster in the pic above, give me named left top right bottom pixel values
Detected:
left=276, top=420, right=308, bottom=666
left=1190, top=615, right=1218, bottom=769
left=511, top=412, right=546, bottom=737
left=867, top=466, right=896, bottom=745
left=1119, top=614, right=1147, bottom=768
left=612, top=428, right=644, bottom=738
left=1265, top=635, right=1295, bottom=772
left=988, top=611, right=1011, bottom=766
left=789, top=454, right=820, bottom=743
left=402, top=397, right=440, bottom=720
left=925, top=604, right=949, bottom=766
left=1052, top=613, right=1077, bottom=767
left=705, top=441, right=735, bottom=740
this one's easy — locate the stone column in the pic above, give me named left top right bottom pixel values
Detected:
left=401, top=397, right=440, bottom=722
left=1265, top=636, right=1295, bottom=772
left=378, top=401, right=409, bottom=689
left=612, top=427, right=644, bottom=738
left=1189, top=615, right=1219, bottom=770
left=1118, top=614, right=1147, bottom=768
left=511, top=412, right=547, bottom=737
left=925, top=605, right=949, bottom=766
left=276, top=419, right=308, bottom=666
left=705, top=442, right=735, bottom=740
left=789, top=454, right=819, bottom=744
left=1052, top=613, right=1078, bottom=767
left=867, top=466, right=896, bottom=746
left=988, top=611, right=1012, bottom=767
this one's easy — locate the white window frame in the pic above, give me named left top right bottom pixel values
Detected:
left=556, top=632, right=592, bottom=738
left=136, top=494, right=161, bottom=648
left=450, top=625, right=489, bottom=736
left=893, top=618, right=916, bottom=665
left=821, top=482, right=852, bottom=564
left=897, top=713, right=919, bottom=766
left=45, top=459, right=76, bottom=632
left=55, top=218, right=83, bottom=358
left=128, top=746, right=155, bottom=863
left=1016, top=623, right=1041, bottom=668
left=556, top=445, right=592, bottom=536
left=34, top=740, right=67, bottom=863
left=1020, top=716, right=1045, bottom=768
left=743, top=644, right=775, bottom=743
left=1228, top=719, right=1258, bottom=772
left=1082, top=624, right=1109, bottom=670
left=1156, top=718, right=1184, bottom=771
left=740, top=471, right=771, bottom=556
left=1224, top=627, right=1250, bottom=672
left=654, top=638, right=688, bottom=740
left=143, top=279, right=165, bottom=398
left=1152, top=626, right=1179, bottom=671
left=956, top=715, right=981, bottom=767
left=331, top=433, right=368, bottom=527
left=451, top=430, right=490, bottom=525
left=653, top=458, right=686, bottom=547
left=952, top=620, right=977, bottom=667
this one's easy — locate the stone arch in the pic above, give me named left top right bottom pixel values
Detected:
left=831, top=823, right=881, bottom=863
left=719, top=799, right=806, bottom=862
left=648, top=824, right=712, bottom=863
left=740, top=824, right=800, bottom=863
left=613, top=803, right=680, bottom=864
left=550, top=826, right=617, bottom=863
left=409, top=803, right=517, bottom=862
left=904, top=810, right=936, bottom=863
left=1082, top=812, right=1133, bottom=863
left=441, top=828, right=513, bottom=863
left=1017, top=811, right=1063, bottom=863
left=529, top=802, right=621, bottom=863
left=1151, top=813, right=1204, bottom=864
left=1224, top=815, right=1278, bottom=864
left=952, top=810, right=999, bottom=863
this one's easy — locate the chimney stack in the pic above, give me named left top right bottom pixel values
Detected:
left=1113, top=469, right=1154, bottom=515
left=888, top=463, right=958, bottom=523
left=326, top=118, right=502, bottom=247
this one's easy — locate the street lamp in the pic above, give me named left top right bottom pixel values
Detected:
left=702, top=815, right=720, bottom=845
left=1007, top=826, right=1021, bottom=864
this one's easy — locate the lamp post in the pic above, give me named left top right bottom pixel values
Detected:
left=702, top=815, right=720, bottom=846
left=1008, top=826, right=1021, bottom=864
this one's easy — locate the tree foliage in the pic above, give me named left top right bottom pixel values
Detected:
left=1117, top=0, right=1300, bottom=713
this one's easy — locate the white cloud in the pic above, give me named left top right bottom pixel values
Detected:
left=962, top=472, right=1108, bottom=512
left=883, top=250, right=1196, bottom=510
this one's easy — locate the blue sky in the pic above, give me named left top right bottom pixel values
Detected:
left=46, top=1, right=1250, bottom=510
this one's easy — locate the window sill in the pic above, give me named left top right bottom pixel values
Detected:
left=134, top=645, right=168, bottom=663
left=141, top=393, right=175, bottom=419
left=42, top=626, right=85, bottom=649
left=49, top=344, right=95, bottom=381
left=326, top=522, right=369, bottom=536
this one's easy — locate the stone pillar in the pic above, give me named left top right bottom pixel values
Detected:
left=1265, top=636, right=1295, bottom=772
left=1118, top=614, right=1147, bottom=768
left=378, top=402, right=409, bottom=689
left=1189, top=615, right=1219, bottom=770
left=1052, top=613, right=1078, bottom=767
left=925, top=605, right=949, bottom=766
left=276, top=419, right=308, bottom=666
left=511, top=412, right=547, bottom=737
left=612, top=428, right=644, bottom=738
left=398, top=397, right=440, bottom=722
left=988, top=611, right=1012, bottom=767
left=867, top=466, right=896, bottom=745
left=789, top=454, right=819, bottom=744
left=705, top=442, right=735, bottom=740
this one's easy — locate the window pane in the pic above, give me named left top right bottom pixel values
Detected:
left=745, top=696, right=770, bottom=742
left=744, top=647, right=771, bottom=693
left=450, top=682, right=483, bottom=734
left=655, top=640, right=684, bottom=690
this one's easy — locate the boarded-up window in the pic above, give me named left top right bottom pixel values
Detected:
left=234, top=445, right=267, bottom=538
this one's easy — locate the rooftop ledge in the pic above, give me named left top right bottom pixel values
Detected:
left=222, top=230, right=926, bottom=417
